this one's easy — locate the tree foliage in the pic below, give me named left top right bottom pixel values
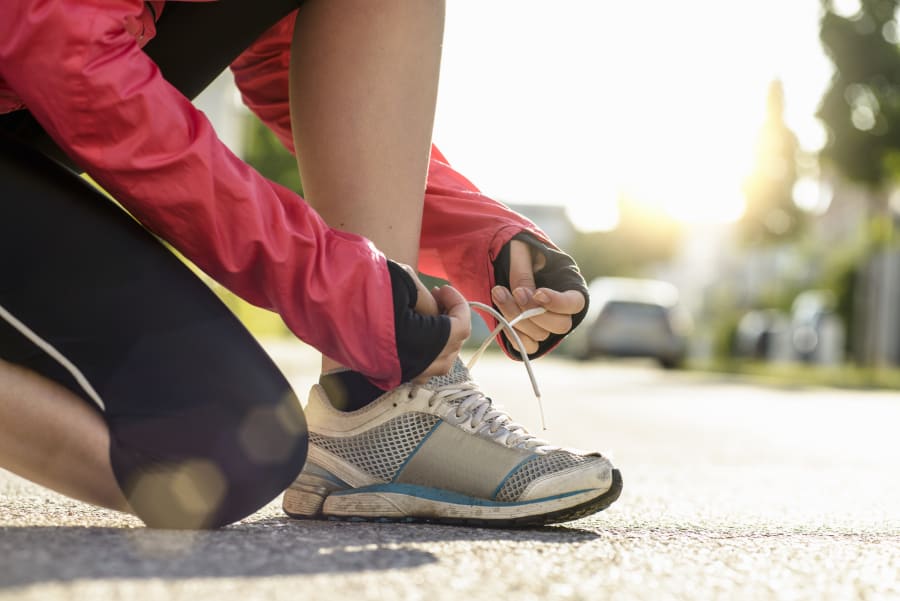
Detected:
left=818, top=0, right=900, bottom=187
left=242, top=115, right=303, bottom=194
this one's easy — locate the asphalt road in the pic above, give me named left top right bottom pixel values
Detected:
left=2, top=344, right=900, bottom=601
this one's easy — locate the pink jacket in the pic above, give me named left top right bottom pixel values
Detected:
left=0, top=1, right=548, bottom=389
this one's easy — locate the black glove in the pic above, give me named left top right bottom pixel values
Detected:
left=386, top=260, right=450, bottom=382
left=492, top=232, right=589, bottom=359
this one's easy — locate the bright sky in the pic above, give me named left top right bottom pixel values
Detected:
left=432, top=0, right=839, bottom=230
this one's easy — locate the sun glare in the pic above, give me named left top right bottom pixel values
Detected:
left=434, top=0, right=832, bottom=230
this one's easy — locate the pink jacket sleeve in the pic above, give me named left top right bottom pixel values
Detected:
left=231, top=15, right=555, bottom=346
left=0, top=0, right=404, bottom=388
left=418, top=149, right=554, bottom=325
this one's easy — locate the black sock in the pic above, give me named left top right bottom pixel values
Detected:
left=318, top=370, right=386, bottom=412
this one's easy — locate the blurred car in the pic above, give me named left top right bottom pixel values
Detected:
left=733, top=292, right=845, bottom=365
left=561, top=277, right=691, bottom=368
left=734, top=309, right=791, bottom=361
left=789, top=290, right=844, bottom=364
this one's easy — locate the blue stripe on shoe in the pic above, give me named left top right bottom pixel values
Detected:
left=304, top=463, right=351, bottom=488
left=390, top=420, right=442, bottom=483
left=490, top=455, right=537, bottom=500
left=328, top=482, right=595, bottom=507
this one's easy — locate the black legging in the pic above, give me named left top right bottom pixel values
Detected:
left=0, top=0, right=306, bottom=529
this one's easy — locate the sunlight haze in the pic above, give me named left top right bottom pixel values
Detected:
left=433, top=1, right=835, bottom=230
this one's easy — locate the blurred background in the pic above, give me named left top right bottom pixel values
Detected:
left=195, top=0, right=900, bottom=388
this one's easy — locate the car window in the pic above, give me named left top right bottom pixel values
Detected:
left=603, top=302, right=667, bottom=321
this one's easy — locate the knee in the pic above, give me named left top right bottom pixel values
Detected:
left=109, top=393, right=308, bottom=529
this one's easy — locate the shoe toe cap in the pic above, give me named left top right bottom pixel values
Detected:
left=517, top=455, right=614, bottom=502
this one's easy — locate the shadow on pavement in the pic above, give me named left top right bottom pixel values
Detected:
left=0, top=517, right=598, bottom=589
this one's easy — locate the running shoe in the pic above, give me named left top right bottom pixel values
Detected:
left=283, top=359, right=622, bottom=526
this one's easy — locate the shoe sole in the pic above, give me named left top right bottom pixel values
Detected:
left=283, top=468, right=622, bottom=528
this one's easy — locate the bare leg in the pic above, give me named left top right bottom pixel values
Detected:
left=289, top=0, right=445, bottom=373
left=0, top=359, right=130, bottom=512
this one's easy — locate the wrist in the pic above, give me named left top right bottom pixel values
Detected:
left=387, top=260, right=450, bottom=383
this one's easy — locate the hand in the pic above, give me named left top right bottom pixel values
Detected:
left=490, top=240, right=586, bottom=354
left=395, top=264, right=471, bottom=380
left=397, top=263, right=440, bottom=316
left=416, top=285, right=471, bottom=381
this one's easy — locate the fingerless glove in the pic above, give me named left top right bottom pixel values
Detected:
left=387, top=260, right=451, bottom=383
left=492, top=232, right=589, bottom=359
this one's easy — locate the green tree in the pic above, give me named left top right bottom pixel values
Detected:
left=818, top=0, right=900, bottom=364
left=242, top=115, right=303, bottom=194
left=739, top=80, right=804, bottom=244
left=818, top=0, right=900, bottom=188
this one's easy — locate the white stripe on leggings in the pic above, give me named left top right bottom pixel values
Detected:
left=0, top=301, right=106, bottom=410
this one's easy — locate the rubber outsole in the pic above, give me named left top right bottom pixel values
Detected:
left=284, top=469, right=623, bottom=528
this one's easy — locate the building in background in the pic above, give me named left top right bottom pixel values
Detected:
left=505, top=203, right=577, bottom=251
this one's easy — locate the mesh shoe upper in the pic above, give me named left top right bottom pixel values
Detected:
left=309, top=413, right=440, bottom=483
left=302, top=360, right=613, bottom=504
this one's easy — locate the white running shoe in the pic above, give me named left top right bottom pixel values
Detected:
left=283, top=360, right=622, bottom=526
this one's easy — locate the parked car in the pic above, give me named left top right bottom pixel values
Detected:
left=561, top=277, right=691, bottom=368
left=734, top=309, right=791, bottom=361
left=789, top=290, right=844, bottom=365
left=733, top=292, right=845, bottom=365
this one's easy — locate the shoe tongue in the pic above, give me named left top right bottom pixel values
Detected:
left=426, top=358, right=471, bottom=388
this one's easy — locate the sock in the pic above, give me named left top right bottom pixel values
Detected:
left=318, top=369, right=385, bottom=412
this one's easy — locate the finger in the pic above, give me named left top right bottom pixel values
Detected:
left=528, top=310, right=574, bottom=335
left=493, top=317, right=539, bottom=355
left=505, top=330, right=539, bottom=355
left=492, top=286, right=549, bottom=342
left=491, top=286, right=543, bottom=353
left=531, top=288, right=586, bottom=316
left=433, top=285, right=468, bottom=320
left=433, top=285, right=472, bottom=348
left=400, top=263, right=440, bottom=316
left=416, top=286, right=471, bottom=381
left=509, top=240, right=537, bottom=292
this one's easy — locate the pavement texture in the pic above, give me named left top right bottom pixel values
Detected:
left=2, top=343, right=900, bottom=601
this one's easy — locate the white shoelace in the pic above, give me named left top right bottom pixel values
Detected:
left=422, top=301, right=556, bottom=452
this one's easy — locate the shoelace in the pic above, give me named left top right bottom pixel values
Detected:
left=422, top=301, right=556, bottom=452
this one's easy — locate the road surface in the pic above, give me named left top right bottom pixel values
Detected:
left=2, top=344, right=899, bottom=600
